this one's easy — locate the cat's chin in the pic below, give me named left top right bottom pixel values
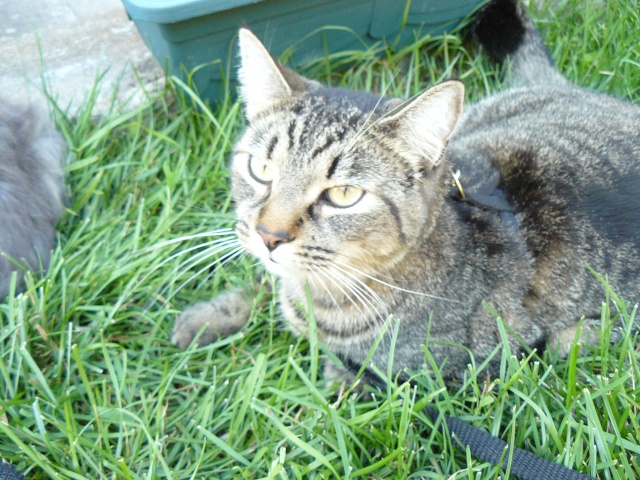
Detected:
left=246, top=238, right=307, bottom=280
left=261, top=259, right=291, bottom=279
left=260, top=257, right=311, bottom=282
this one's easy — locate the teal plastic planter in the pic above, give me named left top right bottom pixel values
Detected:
left=122, top=0, right=484, bottom=104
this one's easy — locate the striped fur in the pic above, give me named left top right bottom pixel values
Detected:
left=173, top=1, right=640, bottom=380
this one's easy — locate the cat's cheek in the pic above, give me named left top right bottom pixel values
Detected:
left=243, top=230, right=268, bottom=258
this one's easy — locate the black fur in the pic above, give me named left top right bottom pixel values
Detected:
left=474, top=0, right=526, bottom=59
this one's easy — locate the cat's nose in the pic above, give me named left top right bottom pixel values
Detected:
left=256, top=224, right=294, bottom=252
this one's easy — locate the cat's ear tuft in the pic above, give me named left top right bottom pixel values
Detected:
left=380, top=81, right=464, bottom=168
left=237, top=29, right=313, bottom=119
left=237, top=29, right=290, bottom=119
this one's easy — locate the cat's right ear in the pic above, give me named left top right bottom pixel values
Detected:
left=237, top=29, right=313, bottom=119
left=378, top=81, right=464, bottom=169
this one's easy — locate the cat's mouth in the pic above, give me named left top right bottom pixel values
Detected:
left=263, top=258, right=286, bottom=276
left=261, top=251, right=300, bottom=279
left=245, top=230, right=299, bottom=279
left=241, top=225, right=334, bottom=282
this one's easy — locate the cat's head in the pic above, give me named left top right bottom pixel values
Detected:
left=231, top=29, right=463, bottom=281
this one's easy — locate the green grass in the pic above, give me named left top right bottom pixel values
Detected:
left=1, top=0, right=639, bottom=478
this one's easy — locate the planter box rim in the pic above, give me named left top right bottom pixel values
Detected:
left=122, top=0, right=267, bottom=24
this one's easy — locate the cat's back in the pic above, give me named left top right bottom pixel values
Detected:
left=447, top=82, right=640, bottom=332
left=452, top=84, right=640, bottom=239
left=453, top=84, right=640, bottom=210
left=457, top=85, right=640, bottom=156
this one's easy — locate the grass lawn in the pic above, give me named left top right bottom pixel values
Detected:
left=1, top=0, right=639, bottom=478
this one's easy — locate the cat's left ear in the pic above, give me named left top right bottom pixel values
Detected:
left=237, top=28, right=317, bottom=119
left=379, top=81, right=464, bottom=168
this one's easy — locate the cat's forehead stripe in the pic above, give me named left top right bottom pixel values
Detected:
left=326, top=155, right=341, bottom=179
left=310, top=135, right=335, bottom=160
left=266, top=135, right=279, bottom=159
left=286, top=97, right=365, bottom=146
left=287, top=119, right=296, bottom=149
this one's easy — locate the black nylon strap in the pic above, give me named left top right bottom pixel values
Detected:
left=340, top=356, right=594, bottom=479
left=424, top=408, right=595, bottom=480
left=0, top=462, right=27, bottom=480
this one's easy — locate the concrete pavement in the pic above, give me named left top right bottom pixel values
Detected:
left=0, top=0, right=163, bottom=113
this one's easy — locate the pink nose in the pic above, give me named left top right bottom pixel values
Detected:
left=257, top=224, right=293, bottom=251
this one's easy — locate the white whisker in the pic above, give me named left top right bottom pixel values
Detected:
left=343, top=59, right=410, bottom=154
left=316, top=264, right=370, bottom=322
left=309, top=265, right=343, bottom=314
left=169, top=250, right=252, bottom=304
left=248, top=260, right=263, bottom=269
left=156, top=246, right=246, bottom=307
left=328, top=263, right=389, bottom=315
left=326, top=265, right=383, bottom=327
left=155, top=241, right=241, bottom=294
left=140, top=228, right=235, bottom=252
left=134, top=236, right=237, bottom=293
left=331, top=251, right=399, bottom=282
left=344, top=93, right=419, bottom=154
left=335, top=259, right=462, bottom=304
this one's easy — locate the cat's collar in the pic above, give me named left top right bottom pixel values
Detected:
left=449, top=170, right=516, bottom=213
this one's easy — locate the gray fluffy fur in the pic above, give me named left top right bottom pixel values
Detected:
left=0, top=98, right=67, bottom=297
left=173, top=1, right=640, bottom=381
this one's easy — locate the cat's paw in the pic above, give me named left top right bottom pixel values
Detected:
left=172, top=289, right=252, bottom=349
left=323, top=360, right=359, bottom=386
left=547, top=321, right=598, bottom=357
left=324, top=360, right=369, bottom=398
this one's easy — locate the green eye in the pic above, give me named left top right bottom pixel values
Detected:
left=248, top=155, right=275, bottom=183
left=323, top=185, right=365, bottom=208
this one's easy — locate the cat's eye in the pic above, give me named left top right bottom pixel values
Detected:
left=323, top=185, right=365, bottom=208
left=248, top=155, right=275, bottom=183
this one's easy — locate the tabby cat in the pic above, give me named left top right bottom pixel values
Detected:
left=0, top=97, right=66, bottom=298
left=172, top=0, right=640, bottom=381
